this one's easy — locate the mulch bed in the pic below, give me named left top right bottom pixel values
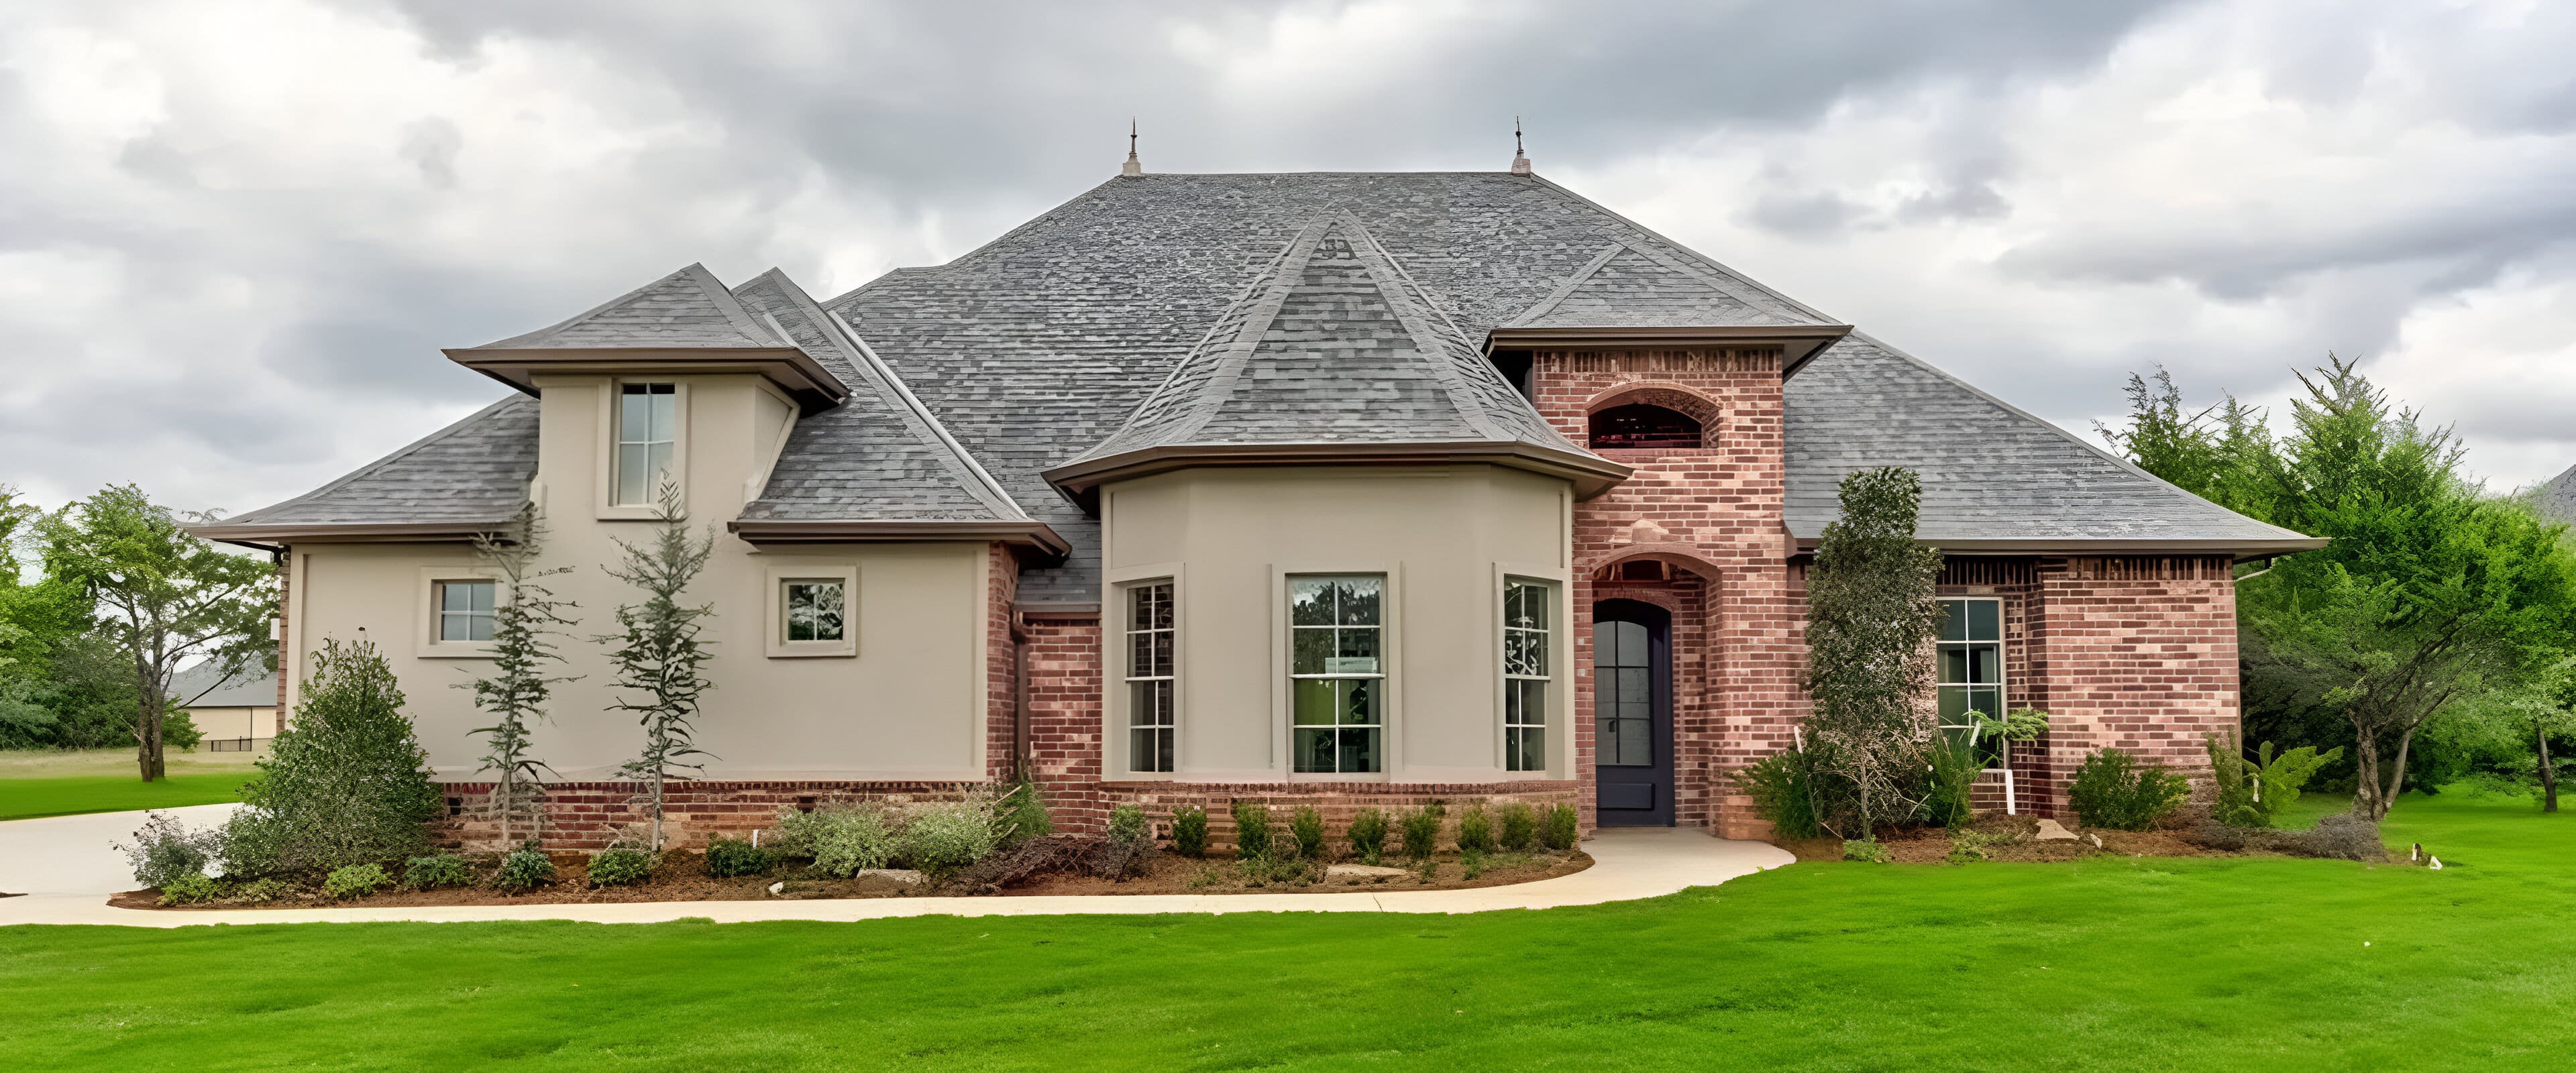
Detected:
left=112, top=842, right=1593, bottom=911
left=1771, top=813, right=2387, bottom=864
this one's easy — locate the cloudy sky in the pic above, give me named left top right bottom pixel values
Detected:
left=4, top=0, right=2573, bottom=518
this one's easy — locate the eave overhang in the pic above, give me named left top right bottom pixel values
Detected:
left=1485, top=323, right=1854, bottom=375
left=727, top=518, right=1071, bottom=559
left=1042, top=441, right=1633, bottom=513
left=1788, top=534, right=2330, bottom=563
left=443, top=346, right=851, bottom=413
left=183, top=520, right=513, bottom=547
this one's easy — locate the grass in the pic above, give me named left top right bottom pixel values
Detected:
left=0, top=749, right=261, bottom=820
left=1, top=791, right=2569, bottom=1070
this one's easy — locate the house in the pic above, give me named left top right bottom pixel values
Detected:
left=193, top=150, right=2320, bottom=848
left=169, top=661, right=282, bottom=752
left=2530, top=463, right=2576, bottom=526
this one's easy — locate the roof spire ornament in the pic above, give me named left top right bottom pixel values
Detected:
left=1510, top=116, right=1531, bottom=176
left=1122, top=118, right=1144, bottom=177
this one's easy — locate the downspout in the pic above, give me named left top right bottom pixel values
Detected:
left=1012, top=611, right=1032, bottom=783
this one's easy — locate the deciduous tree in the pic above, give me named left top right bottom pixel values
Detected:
left=1803, top=466, right=1945, bottom=838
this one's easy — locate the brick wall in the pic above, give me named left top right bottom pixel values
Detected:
left=984, top=543, right=1019, bottom=783
left=2023, top=556, right=2241, bottom=813
left=1022, top=615, right=1107, bottom=835
left=437, top=780, right=996, bottom=853
left=1101, top=781, right=1580, bottom=856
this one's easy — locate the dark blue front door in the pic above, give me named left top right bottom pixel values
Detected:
left=1593, top=600, right=1674, bottom=826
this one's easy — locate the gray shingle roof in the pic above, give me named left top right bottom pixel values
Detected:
left=473, top=263, right=784, bottom=351
left=2528, top=463, right=2576, bottom=526
left=1060, top=211, right=1582, bottom=467
left=1502, top=242, right=1812, bottom=329
left=171, top=660, right=278, bottom=709
left=1784, top=334, right=2319, bottom=549
left=203, top=396, right=539, bottom=534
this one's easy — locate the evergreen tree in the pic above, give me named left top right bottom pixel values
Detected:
left=463, top=507, right=577, bottom=847
left=228, top=637, right=441, bottom=874
left=1803, top=467, right=1946, bottom=838
left=598, top=482, right=716, bottom=851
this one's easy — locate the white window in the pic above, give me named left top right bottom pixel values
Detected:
left=435, top=579, right=496, bottom=642
left=784, top=579, right=846, bottom=642
left=1125, top=581, right=1175, bottom=773
left=614, top=382, right=678, bottom=506
left=1502, top=578, right=1550, bottom=772
left=1938, top=598, right=2005, bottom=765
left=1290, top=575, right=1383, bottom=774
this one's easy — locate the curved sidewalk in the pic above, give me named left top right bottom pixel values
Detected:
left=0, top=811, right=1792, bottom=927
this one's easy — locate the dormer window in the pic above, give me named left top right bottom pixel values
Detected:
left=1588, top=404, right=1702, bottom=450
left=615, top=383, right=678, bottom=505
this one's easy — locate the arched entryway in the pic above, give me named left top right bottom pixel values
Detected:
left=1593, top=598, right=1674, bottom=826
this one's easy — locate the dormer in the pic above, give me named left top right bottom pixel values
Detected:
left=1485, top=241, right=1853, bottom=386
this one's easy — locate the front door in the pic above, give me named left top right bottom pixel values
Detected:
left=1593, top=599, right=1674, bottom=826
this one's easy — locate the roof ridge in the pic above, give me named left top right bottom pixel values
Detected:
left=221, top=397, right=529, bottom=526
left=1159, top=215, right=1339, bottom=447
left=479, top=266, right=702, bottom=349
left=1525, top=174, right=1842, bottom=326
left=1503, top=242, right=1626, bottom=329
left=692, top=263, right=785, bottom=345
left=1334, top=211, right=1512, bottom=443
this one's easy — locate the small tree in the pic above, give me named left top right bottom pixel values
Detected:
left=597, top=482, right=716, bottom=852
left=1803, top=467, right=1945, bottom=838
left=229, top=637, right=441, bottom=874
left=39, top=485, right=273, bottom=781
left=463, top=507, right=578, bottom=847
left=2522, top=659, right=2576, bottom=813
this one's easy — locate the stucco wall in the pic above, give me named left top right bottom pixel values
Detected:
left=283, top=374, right=991, bottom=782
left=1097, top=464, right=1572, bottom=783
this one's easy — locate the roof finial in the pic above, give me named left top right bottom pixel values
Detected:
left=1122, top=118, right=1144, bottom=177
left=1510, top=116, right=1531, bottom=176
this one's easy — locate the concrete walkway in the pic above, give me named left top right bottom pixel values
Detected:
left=0, top=807, right=1793, bottom=927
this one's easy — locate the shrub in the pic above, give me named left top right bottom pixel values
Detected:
left=702, top=836, right=771, bottom=878
left=996, top=781, right=1053, bottom=846
left=1456, top=805, right=1496, bottom=854
left=322, top=863, right=389, bottom=900
left=157, top=872, right=219, bottom=906
left=1289, top=806, right=1326, bottom=860
left=115, top=810, right=221, bottom=889
left=773, top=804, right=899, bottom=878
left=1230, top=800, right=1274, bottom=860
left=1921, top=738, right=1982, bottom=830
left=1732, top=749, right=1821, bottom=839
left=1460, top=847, right=1487, bottom=880
left=902, top=799, right=1003, bottom=877
left=2070, top=748, right=2191, bottom=831
left=1841, top=838, right=1892, bottom=863
left=1397, top=804, right=1444, bottom=861
left=402, top=854, right=474, bottom=891
left=228, top=877, right=289, bottom=903
left=1170, top=805, right=1209, bottom=857
left=586, top=848, right=657, bottom=887
left=1944, top=829, right=2003, bottom=864
left=1540, top=803, right=1579, bottom=851
left=231, top=638, right=442, bottom=876
left=1497, top=803, right=1539, bottom=852
left=2206, top=732, right=2345, bottom=828
left=1108, top=804, right=1149, bottom=846
left=1344, top=807, right=1389, bottom=865
left=494, top=846, right=555, bottom=891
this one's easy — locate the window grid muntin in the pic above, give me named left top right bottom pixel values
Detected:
left=1503, top=579, right=1551, bottom=772
left=436, top=579, right=496, bottom=642
left=1937, top=598, right=2006, bottom=767
left=1289, top=575, right=1383, bottom=775
left=1595, top=618, right=1654, bottom=767
left=614, top=382, right=679, bottom=506
left=1126, top=581, right=1176, bottom=773
left=783, top=579, right=847, bottom=642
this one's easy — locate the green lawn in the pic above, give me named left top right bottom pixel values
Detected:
left=0, top=750, right=261, bottom=820
left=2, top=792, right=2567, bottom=1071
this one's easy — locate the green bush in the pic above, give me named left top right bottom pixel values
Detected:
left=1229, top=800, right=1273, bottom=860
left=586, top=848, right=656, bottom=887
left=1922, top=738, right=1982, bottom=829
left=1945, top=829, right=2003, bottom=864
left=2207, top=732, right=2343, bottom=828
left=2070, top=748, right=2192, bottom=831
left=996, top=781, right=1053, bottom=846
left=156, top=872, right=219, bottom=906
left=1460, top=847, right=1487, bottom=881
left=1344, top=807, right=1389, bottom=865
left=115, top=810, right=221, bottom=889
left=494, top=846, right=555, bottom=891
left=228, top=877, right=289, bottom=903
left=1540, top=803, right=1579, bottom=851
left=323, top=863, right=389, bottom=900
left=1171, top=805, right=1209, bottom=857
left=702, top=836, right=771, bottom=878
left=1397, top=803, right=1444, bottom=861
left=1841, top=838, right=1892, bottom=863
left=901, top=799, right=1002, bottom=877
left=229, top=638, right=442, bottom=877
left=1456, top=805, right=1496, bottom=854
left=772, top=804, right=899, bottom=878
left=1282, top=805, right=1322, bottom=860
left=1497, top=802, right=1539, bottom=852
left=1733, top=748, right=1823, bottom=838
left=1108, top=804, right=1149, bottom=846
left=402, top=854, right=474, bottom=891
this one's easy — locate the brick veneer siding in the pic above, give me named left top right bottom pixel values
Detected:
left=1102, top=781, right=1580, bottom=856
left=2021, top=556, right=2241, bottom=815
left=1022, top=615, right=1108, bottom=836
left=985, top=543, right=1019, bottom=783
left=437, top=780, right=998, bottom=854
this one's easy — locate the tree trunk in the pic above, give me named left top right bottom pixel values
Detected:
left=2349, top=726, right=2380, bottom=819
left=2376, top=729, right=2416, bottom=822
left=133, top=654, right=165, bottom=783
left=2540, top=721, right=2559, bottom=815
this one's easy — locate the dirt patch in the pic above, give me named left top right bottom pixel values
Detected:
left=113, top=844, right=1592, bottom=911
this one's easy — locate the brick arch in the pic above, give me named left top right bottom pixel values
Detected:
left=1581, top=543, right=1727, bottom=582
left=1582, top=382, right=1725, bottom=431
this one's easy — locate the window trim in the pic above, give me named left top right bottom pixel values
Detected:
left=1936, top=596, right=2008, bottom=767
left=764, top=561, right=858, bottom=658
left=1493, top=562, right=1568, bottom=777
left=415, top=566, right=502, bottom=659
left=1120, top=577, right=1179, bottom=775
left=593, top=378, right=690, bottom=520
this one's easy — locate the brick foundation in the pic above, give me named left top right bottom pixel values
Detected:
left=1103, top=781, right=1580, bottom=855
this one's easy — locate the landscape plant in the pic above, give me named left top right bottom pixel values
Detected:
left=1228, top=799, right=1273, bottom=860
left=586, top=847, right=656, bottom=887
left=771, top=804, right=898, bottom=877
left=1106, top=803, right=1148, bottom=846
left=996, top=781, right=1053, bottom=845
left=1397, top=803, right=1443, bottom=861
left=1920, top=736, right=1982, bottom=829
left=1540, top=803, right=1578, bottom=850
left=228, top=877, right=288, bottom=903
left=1344, top=807, right=1388, bottom=864
left=493, top=845, right=555, bottom=891
left=1170, top=805, right=1209, bottom=857
left=1841, top=838, right=1892, bottom=863
left=402, top=854, right=474, bottom=891
left=1287, top=805, right=1326, bottom=860
left=2068, top=748, right=2190, bottom=831
left=2205, top=731, right=2343, bottom=828
left=596, top=482, right=716, bottom=852
left=1801, top=467, right=1946, bottom=837
left=322, top=863, right=388, bottom=900
left=702, top=836, right=771, bottom=879
left=1497, top=802, right=1538, bottom=852
left=465, top=507, right=578, bottom=848
left=114, top=809, right=221, bottom=888
left=223, top=637, right=440, bottom=877
left=900, top=798, right=1002, bottom=877
left=1455, top=804, right=1495, bottom=853
left=156, top=872, right=218, bottom=905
